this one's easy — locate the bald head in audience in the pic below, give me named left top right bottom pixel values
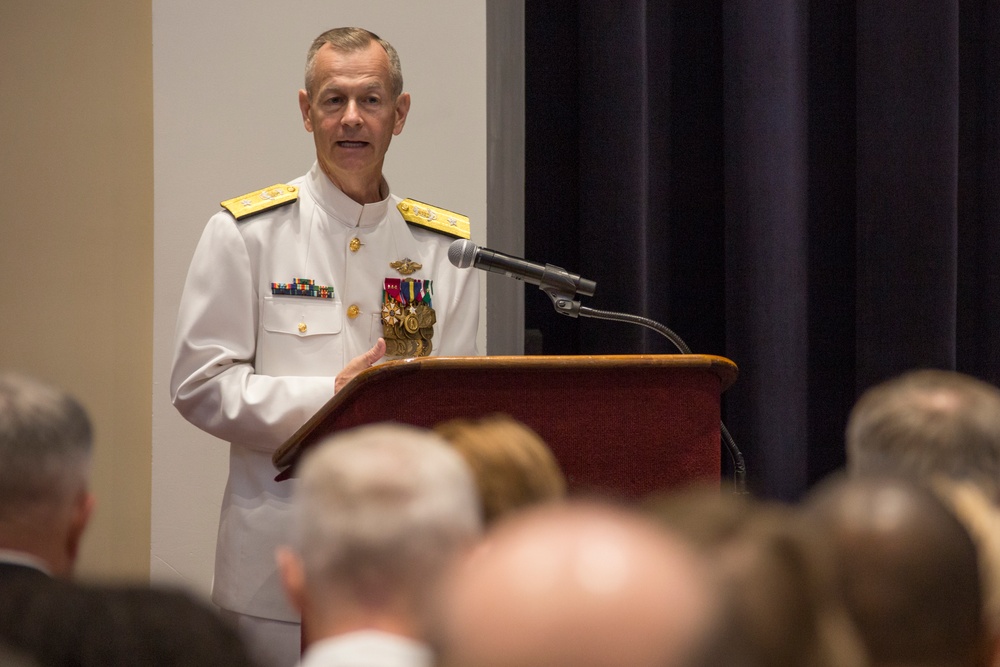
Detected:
left=433, top=502, right=724, bottom=667
left=806, top=475, right=989, bottom=666
left=0, top=373, right=95, bottom=578
left=846, top=369, right=1000, bottom=499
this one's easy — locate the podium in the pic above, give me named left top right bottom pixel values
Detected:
left=273, top=354, right=738, bottom=499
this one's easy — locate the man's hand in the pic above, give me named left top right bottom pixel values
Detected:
left=335, top=338, right=387, bottom=393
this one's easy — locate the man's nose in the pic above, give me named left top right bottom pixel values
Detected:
left=341, top=99, right=363, bottom=126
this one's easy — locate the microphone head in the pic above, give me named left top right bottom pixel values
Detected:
left=448, top=238, right=478, bottom=269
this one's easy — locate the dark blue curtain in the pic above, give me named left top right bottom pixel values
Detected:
left=524, top=0, right=1000, bottom=500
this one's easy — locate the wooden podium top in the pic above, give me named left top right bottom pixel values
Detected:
left=273, top=354, right=737, bottom=476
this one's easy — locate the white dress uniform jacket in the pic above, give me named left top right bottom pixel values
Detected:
left=170, top=163, right=480, bottom=621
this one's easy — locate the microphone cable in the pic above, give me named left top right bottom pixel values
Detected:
left=577, top=306, right=747, bottom=494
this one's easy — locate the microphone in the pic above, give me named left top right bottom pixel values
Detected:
left=448, top=239, right=597, bottom=297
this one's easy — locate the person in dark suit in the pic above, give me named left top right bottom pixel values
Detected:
left=0, top=374, right=260, bottom=666
left=0, top=373, right=94, bottom=581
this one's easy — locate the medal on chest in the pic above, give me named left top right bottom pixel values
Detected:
left=382, top=278, right=436, bottom=357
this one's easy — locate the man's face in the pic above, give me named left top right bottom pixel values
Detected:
left=299, top=41, right=410, bottom=198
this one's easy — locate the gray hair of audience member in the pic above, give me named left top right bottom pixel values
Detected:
left=304, top=27, right=404, bottom=99
left=0, top=373, right=93, bottom=517
left=288, top=423, right=481, bottom=604
left=846, top=369, right=1000, bottom=499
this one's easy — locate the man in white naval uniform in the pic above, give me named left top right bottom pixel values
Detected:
left=169, top=27, right=479, bottom=667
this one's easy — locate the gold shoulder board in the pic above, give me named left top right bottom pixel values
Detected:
left=221, top=184, right=298, bottom=220
left=397, top=199, right=471, bottom=240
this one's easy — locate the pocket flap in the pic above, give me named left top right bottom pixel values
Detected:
left=262, top=297, right=342, bottom=336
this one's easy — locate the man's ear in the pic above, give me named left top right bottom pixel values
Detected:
left=393, top=92, right=411, bottom=136
left=65, top=490, right=95, bottom=573
left=276, top=547, right=307, bottom=615
left=298, top=89, right=314, bottom=133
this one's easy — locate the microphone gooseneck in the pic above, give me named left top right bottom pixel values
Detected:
left=447, top=237, right=747, bottom=493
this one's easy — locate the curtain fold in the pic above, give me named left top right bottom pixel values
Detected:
left=524, top=0, right=1000, bottom=499
left=856, top=1, right=959, bottom=384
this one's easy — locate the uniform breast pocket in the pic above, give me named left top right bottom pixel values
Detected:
left=258, top=297, right=343, bottom=377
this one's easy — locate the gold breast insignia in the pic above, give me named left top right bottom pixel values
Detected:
left=390, top=258, right=423, bottom=276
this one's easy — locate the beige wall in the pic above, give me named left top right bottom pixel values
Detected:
left=0, top=2, right=153, bottom=581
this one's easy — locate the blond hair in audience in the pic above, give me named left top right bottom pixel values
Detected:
left=435, top=414, right=566, bottom=525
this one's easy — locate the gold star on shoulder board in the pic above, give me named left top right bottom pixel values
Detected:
left=390, top=258, right=423, bottom=276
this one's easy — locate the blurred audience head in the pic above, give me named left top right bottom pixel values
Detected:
left=278, top=423, right=481, bottom=645
left=434, top=414, right=566, bottom=525
left=846, top=369, right=1000, bottom=499
left=0, top=579, right=259, bottom=666
left=0, top=373, right=95, bottom=577
left=433, top=501, right=725, bottom=667
left=935, top=478, right=1000, bottom=658
left=805, top=474, right=989, bottom=666
left=647, top=486, right=869, bottom=667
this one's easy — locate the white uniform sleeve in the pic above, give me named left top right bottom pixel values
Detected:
left=169, top=214, right=335, bottom=452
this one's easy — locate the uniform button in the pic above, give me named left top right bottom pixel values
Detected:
left=349, top=237, right=362, bottom=253
left=297, top=322, right=307, bottom=333
left=347, top=305, right=360, bottom=319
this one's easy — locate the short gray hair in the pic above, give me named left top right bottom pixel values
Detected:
left=304, top=27, right=403, bottom=99
left=846, top=369, right=1000, bottom=498
left=290, top=423, right=481, bottom=604
left=0, top=374, right=93, bottom=516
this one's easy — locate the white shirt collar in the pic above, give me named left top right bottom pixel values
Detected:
left=299, top=630, right=433, bottom=667
left=306, top=162, right=392, bottom=230
left=0, top=549, right=52, bottom=575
